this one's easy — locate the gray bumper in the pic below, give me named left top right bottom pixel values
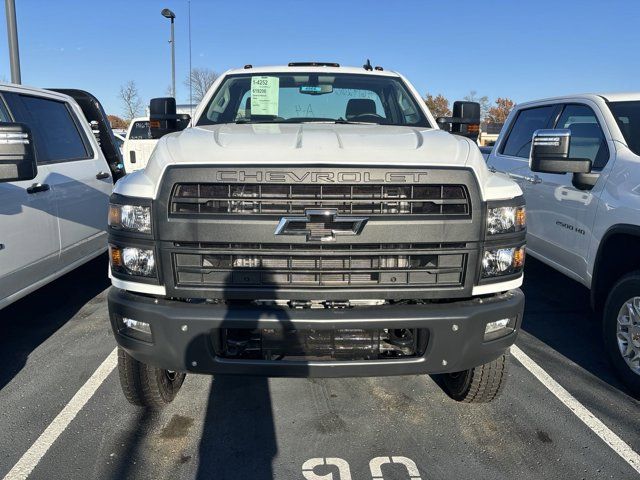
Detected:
left=108, top=288, right=524, bottom=377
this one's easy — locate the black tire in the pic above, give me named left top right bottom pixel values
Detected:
left=117, top=347, right=186, bottom=409
left=603, top=272, right=640, bottom=397
left=436, top=354, right=507, bottom=403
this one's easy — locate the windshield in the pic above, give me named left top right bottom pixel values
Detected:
left=129, top=121, right=151, bottom=140
left=196, top=72, right=430, bottom=127
left=609, top=101, right=640, bottom=156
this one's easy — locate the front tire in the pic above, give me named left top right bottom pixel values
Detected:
left=436, top=354, right=507, bottom=403
left=603, top=273, right=640, bottom=397
left=117, top=347, right=186, bottom=408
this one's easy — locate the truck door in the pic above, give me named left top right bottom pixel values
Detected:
left=0, top=93, right=60, bottom=305
left=49, top=88, right=125, bottom=182
left=8, top=93, right=112, bottom=267
left=488, top=104, right=557, bottom=201
left=524, top=103, right=610, bottom=282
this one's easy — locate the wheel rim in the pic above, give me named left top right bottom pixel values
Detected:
left=616, top=296, right=640, bottom=376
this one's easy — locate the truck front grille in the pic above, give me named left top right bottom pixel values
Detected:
left=169, top=183, right=471, bottom=217
left=157, top=167, right=481, bottom=299
left=173, top=243, right=467, bottom=288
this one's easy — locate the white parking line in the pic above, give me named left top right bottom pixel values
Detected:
left=511, top=345, right=640, bottom=475
left=3, top=348, right=117, bottom=480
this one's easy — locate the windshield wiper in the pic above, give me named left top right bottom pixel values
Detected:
left=333, top=118, right=378, bottom=125
left=234, top=119, right=283, bottom=124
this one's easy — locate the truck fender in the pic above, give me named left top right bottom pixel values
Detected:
left=591, top=224, right=640, bottom=311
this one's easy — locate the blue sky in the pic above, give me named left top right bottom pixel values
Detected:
left=1, top=0, right=638, bottom=116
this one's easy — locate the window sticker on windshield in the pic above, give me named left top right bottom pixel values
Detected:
left=251, top=76, right=279, bottom=116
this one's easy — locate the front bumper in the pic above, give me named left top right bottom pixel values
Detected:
left=108, top=288, right=524, bottom=377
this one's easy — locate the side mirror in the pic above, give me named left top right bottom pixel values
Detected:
left=149, top=97, right=191, bottom=139
left=0, top=123, right=37, bottom=183
left=530, top=129, right=591, bottom=174
left=436, top=101, right=480, bottom=141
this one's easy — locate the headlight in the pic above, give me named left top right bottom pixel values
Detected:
left=482, top=246, right=525, bottom=278
left=110, top=245, right=156, bottom=277
left=486, top=205, right=526, bottom=235
left=108, top=204, right=152, bottom=234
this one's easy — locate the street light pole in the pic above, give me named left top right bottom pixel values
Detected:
left=170, top=17, right=175, bottom=98
left=161, top=8, right=176, bottom=98
left=5, top=0, right=22, bottom=84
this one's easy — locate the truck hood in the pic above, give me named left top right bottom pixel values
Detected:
left=116, top=123, right=521, bottom=201
left=199, top=123, right=440, bottom=151
left=167, top=123, right=463, bottom=157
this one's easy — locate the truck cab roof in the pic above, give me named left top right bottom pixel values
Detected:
left=516, top=92, right=640, bottom=108
left=0, top=82, right=80, bottom=103
left=223, top=64, right=401, bottom=78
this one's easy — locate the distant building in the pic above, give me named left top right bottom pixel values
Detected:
left=479, top=122, right=504, bottom=146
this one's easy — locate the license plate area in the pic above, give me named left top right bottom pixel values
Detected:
left=214, top=327, right=429, bottom=361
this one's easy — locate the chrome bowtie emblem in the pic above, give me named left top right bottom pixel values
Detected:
left=274, top=209, right=369, bottom=242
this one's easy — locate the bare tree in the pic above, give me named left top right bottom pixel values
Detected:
left=184, top=68, right=218, bottom=103
left=119, top=81, right=143, bottom=121
left=463, top=90, right=490, bottom=121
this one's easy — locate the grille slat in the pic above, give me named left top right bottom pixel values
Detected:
left=170, top=183, right=471, bottom=217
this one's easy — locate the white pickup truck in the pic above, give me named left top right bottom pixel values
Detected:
left=122, top=117, right=157, bottom=174
left=487, top=93, right=640, bottom=396
left=0, top=85, right=123, bottom=309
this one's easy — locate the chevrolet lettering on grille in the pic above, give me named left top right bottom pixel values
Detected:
left=274, top=209, right=368, bottom=242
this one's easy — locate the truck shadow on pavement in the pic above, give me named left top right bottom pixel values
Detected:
left=0, top=253, right=109, bottom=392
left=520, top=257, right=632, bottom=396
left=192, top=270, right=306, bottom=479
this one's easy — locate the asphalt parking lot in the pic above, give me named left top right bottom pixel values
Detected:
left=1, top=254, right=639, bottom=480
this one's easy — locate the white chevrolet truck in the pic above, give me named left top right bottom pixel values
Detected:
left=487, top=93, right=640, bottom=396
left=106, top=63, right=527, bottom=408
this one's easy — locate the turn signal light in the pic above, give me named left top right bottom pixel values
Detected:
left=515, top=207, right=526, bottom=229
left=108, top=204, right=120, bottom=226
left=109, top=245, right=122, bottom=268
left=513, top=246, right=526, bottom=269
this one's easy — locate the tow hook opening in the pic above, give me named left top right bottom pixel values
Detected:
left=389, top=328, right=414, bottom=348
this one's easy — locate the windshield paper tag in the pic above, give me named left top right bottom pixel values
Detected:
left=251, top=76, right=279, bottom=116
